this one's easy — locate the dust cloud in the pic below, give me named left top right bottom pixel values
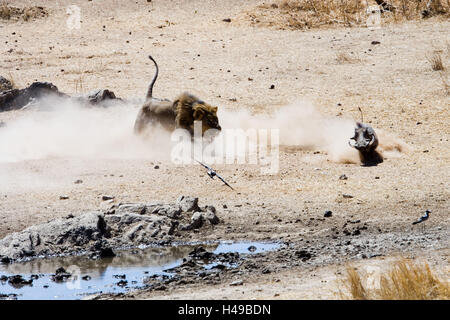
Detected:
left=0, top=97, right=407, bottom=168
left=218, top=100, right=362, bottom=164
left=0, top=95, right=171, bottom=163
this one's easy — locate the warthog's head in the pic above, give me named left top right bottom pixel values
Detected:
left=349, top=122, right=383, bottom=166
left=349, top=122, right=378, bottom=152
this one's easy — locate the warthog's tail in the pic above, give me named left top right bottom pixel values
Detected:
left=358, top=107, right=364, bottom=123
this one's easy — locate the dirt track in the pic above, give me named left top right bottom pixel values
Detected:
left=0, top=0, right=449, bottom=299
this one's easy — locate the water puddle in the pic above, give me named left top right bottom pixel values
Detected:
left=0, top=241, right=280, bottom=300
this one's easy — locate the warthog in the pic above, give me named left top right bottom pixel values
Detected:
left=349, top=122, right=383, bottom=166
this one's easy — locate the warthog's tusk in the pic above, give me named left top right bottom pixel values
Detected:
left=369, top=134, right=375, bottom=146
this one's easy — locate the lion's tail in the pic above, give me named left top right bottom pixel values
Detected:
left=146, top=55, right=159, bottom=99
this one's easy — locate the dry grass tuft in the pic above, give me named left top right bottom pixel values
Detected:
left=7, top=71, right=16, bottom=89
left=241, top=0, right=450, bottom=30
left=339, top=259, right=450, bottom=300
left=343, top=266, right=369, bottom=300
left=336, top=51, right=362, bottom=64
left=0, top=72, right=16, bottom=92
left=427, top=52, right=445, bottom=71
left=439, top=72, right=450, bottom=95
left=0, top=2, right=48, bottom=21
left=0, top=1, right=11, bottom=19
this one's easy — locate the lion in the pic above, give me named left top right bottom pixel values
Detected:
left=134, top=56, right=221, bottom=137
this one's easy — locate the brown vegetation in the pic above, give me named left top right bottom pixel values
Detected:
left=336, top=51, right=362, bottom=64
left=241, top=0, right=450, bottom=30
left=427, top=52, right=446, bottom=71
left=439, top=72, right=450, bottom=95
left=339, top=259, right=450, bottom=300
left=0, top=2, right=47, bottom=21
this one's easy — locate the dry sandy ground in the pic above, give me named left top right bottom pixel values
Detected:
left=0, top=0, right=449, bottom=299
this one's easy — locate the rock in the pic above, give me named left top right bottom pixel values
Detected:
left=324, top=210, right=333, bottom=218
left=222, top=18, right=231, bottom=22
left=247, top=245, right=257, bottom=252
left=59, top=195, right=69, bottom=200
left=116, top=280, right=128, bottom=287
left=85, top=89, right=117, bottom=105
left=177, top=196, right=200, bottom=212
left=102, top=195, right=115, bottom=201
left=82, top=275, right=91, bottom=281
left=55, top=267, right=66, bottom=274
left=115, top=203, right=147, bottom=215
left=0, top=197, right=220, bottom=262
left=0, top=82, right=67, bottom=112
left=74, top=179, right=83, bottom=184
left=189, top=246, right=213, bottom=260
left=124, top=223, right=145, bottom=241
left=190, top=212, right=204, bottom=229
left=342, top=194, right=353, bottom=199
left=230, top=280, right=243, bottom=286
left=0, top=256, right=11, bottom=264
left=0, top=212, right=107, bottom=261
left=180, top=212, right=204, bottom=231
left=51, top=267, right=72, bottom=282
left=0, top=76, right=13, bottom=92
left=168, top=221, right=179, bottom=235
left=295, top=250, right=312, bottom=261
left=339, top=174, right=348, bottom=180
left=262, top=268, right=271, bottom=274
left=152, top=205, right=182, bottom=219
left=90, top=240, right=116, bottom=258
left=0, top=293, right=18, bottom=300
left=0, top=81, right=123, bottom=112
left=8, top=275, right=33, bottom=287
left=269, top=84, right=275, bottom=89
left=205, top=208, right=220, bottom=225
left=371, top=41, right=381, bottom=45
left=154, top=284, right=167, bottom=291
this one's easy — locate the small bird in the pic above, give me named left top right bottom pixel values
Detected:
left=195, top=159, right=235, bottom=191
left=412, top=210, right=430, bottom=225
left=412, top=210, right=430, bottom=232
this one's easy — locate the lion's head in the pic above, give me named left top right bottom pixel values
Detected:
left=192, top=103, right=221, bottom=134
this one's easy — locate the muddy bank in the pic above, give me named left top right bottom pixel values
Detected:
left=95, top=224, right=448, bottom=300
left=0, top=196, right=220, bottom=263
left=0, top=241, right=280, bottom=300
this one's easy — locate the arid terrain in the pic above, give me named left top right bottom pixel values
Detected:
left=0, top=0, right=448, bottom=299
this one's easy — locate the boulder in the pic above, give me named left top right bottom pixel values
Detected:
left=177, top=196, right=200, bottom=212
left=0, top=197, right=220, bottom=262
left=85, top=89, right=118, bottom=105
left=0, top=76, right=13, bottom=92
left=205, top=208, right=220, bottom=225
